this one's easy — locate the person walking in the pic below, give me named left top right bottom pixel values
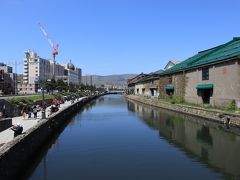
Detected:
left=27, top=105, right=32, bottom=119
left=41, top=104, right=46, bottom=119
left=33, top=105, right=38, bottom=119
left=21, top=105, right=27, bottom=119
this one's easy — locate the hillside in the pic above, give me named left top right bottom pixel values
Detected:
left=82, top=74, right=137, bottom=87
left=17, top=73, right=138, bottom=88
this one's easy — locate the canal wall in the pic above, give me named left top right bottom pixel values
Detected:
left=126, top=95, right=240, bottom=128
left=0, top=99, right=20, bottom=118
left=0, top=94, right=102, bottom=180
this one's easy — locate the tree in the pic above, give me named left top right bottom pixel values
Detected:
left=79, top=83, right=86, bottom=91
left=56, top=79, right=68, bottom=92
left=44, top=79, right=57, bottom=94
left=69, top=82, right=77, bottom=92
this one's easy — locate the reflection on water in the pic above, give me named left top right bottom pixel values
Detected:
left=24, top=95, right=240, bottom=180
left=128, top=100, right=240, bottom=179
left=197, top=126, right=213, bottom=146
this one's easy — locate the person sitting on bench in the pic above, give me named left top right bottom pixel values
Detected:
left=11, top=123, right=23, bottom=137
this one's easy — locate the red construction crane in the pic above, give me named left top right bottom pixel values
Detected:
left=38, top=22, right=59, bottom=61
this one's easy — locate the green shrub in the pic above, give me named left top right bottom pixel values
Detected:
left=217, top=112, right=224, bottom=118
left=170, top=96, right=184, bottom=104
left=8, top=98, right=15, bottom=104
left=170, top=98, right=175, bottom=104
left=53, top=94, right=61, bottom=99
left=8, top=98, right=21, bottom=105
left=226, top=100, right=236, bottom=111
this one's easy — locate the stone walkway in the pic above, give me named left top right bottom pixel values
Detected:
left=0, top=97, right=85, bottom=146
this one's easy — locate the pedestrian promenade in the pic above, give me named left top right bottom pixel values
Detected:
left=0, top=97, right=85, bottom=146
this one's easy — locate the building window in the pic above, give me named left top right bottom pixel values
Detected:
left=169, top=77, right=172, bottom=84
left=142, top=88, right=145, bottom=95
left=202, top=67, right=209, bottom=80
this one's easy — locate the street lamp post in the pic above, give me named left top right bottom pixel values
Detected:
left=41, top=81, right=46, bottom=119
left=41, top=79, right=51, bottom=119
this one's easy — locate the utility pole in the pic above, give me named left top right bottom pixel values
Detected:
left=42, top=83, right=46, bottom=119
left=7, top=60, right=23, bottom=95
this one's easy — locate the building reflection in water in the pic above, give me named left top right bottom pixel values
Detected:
left=127, top=100, right=240, bottom=179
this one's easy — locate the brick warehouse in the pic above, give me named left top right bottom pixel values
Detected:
left=159, top=37, right=240, bottom=107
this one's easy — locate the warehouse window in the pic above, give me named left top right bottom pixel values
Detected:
left=202, top=67, right=209, bottom=80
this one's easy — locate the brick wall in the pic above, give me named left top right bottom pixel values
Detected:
left=159, top=76, right=170, bottom=99
left=172, top=72, right=186, bottom=97
left=159, top=73, right=186, bottom=99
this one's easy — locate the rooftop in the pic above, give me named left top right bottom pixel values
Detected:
left=161, top=37, right=240, bottom=75
left=135, top=69, right=163, bottom=84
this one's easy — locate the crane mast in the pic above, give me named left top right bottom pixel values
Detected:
left=38, top=22, right=59, bottom=78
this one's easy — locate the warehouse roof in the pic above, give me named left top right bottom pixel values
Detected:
left=161, top=37, right=240, bottom=75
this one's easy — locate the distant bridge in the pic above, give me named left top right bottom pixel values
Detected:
left=108, top=90, right=125, bottom=94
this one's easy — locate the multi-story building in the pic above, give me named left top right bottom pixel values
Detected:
left=23, top=50, right=50, bottom=84
left=75, top=67, right=82, bottom=84
left=19, top=50, right=50, bottom=94
left=63, top=62, right=81, bottom=85
left=49, top=60, right=65, bottom=78
left=82, top=75, right=92, bottom=86
left=19, top=51, right=82, bottom=94
left=17, top=83, right=38, bottom=94
left=0, top=63, right=17, bottom=95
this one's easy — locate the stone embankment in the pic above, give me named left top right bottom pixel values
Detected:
left=0, top=94, right=103, bottom=180
left=126, top=95, right=240, bottom=128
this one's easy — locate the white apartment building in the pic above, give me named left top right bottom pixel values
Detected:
left=19, top=51, right=82, bottom=94
left=23, top=50, right=50, bottom=84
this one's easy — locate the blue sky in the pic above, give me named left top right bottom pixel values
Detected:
left=0, top=0, right=240, bottom=75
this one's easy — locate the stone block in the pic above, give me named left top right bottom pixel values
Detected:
left=0, top=118, right=12, bottom=132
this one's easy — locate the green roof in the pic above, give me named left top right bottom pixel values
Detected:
left=196, top=84, right=214, bottom=89
left=161, top=37, right=240, bottom=75
left=135, top=69, right=163, bottom=84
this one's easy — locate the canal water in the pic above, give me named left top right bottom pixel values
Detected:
left=23, top=95, right=240, bottom=180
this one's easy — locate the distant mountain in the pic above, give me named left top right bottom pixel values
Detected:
left=82, top=74, right=138, bottom=87
left=17, top=73, right=138, bottom=88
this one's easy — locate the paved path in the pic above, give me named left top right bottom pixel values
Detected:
left=0, top=97, right=85, bottom=146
